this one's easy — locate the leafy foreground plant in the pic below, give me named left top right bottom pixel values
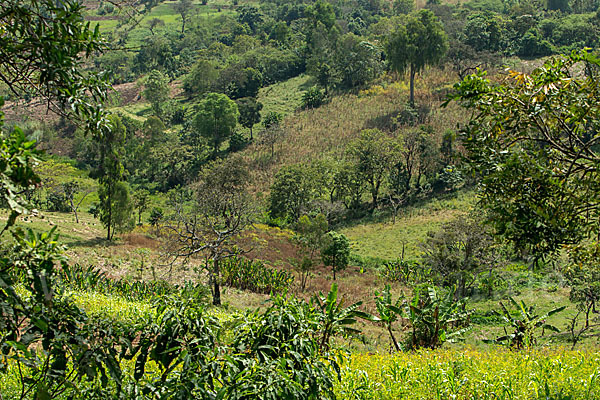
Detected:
left=486, top=297, right=565, bottom=349
left=2, top=275, right=358, bottom=399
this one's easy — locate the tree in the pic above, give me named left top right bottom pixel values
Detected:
left=269, top=164, right=315, bottom=222
left=347, top=129, right=400, bottom=208
left=0, top=0, right=110, bottom=136
left=463, top=13, right=505, bottom=53
left=174, top=0, right=194, bottom=34
left=163, top=156, right=254, bottom=306
left=236, top=97, right=263, bottom=140
left=96, top=115, right=131, bottom=240
left=260, top=111, right=284, bottom=158
left=143, top=69, right=170, bottom=119
left=335, top=34, right=384, bottom=89
left=148, top=17, right=165, bottom=35
left=546, top=0, right=570, bottom=11
left=321, top=231, right=350, bottom=280
left=237, top=5, right=263, bottom=32
left=333, top=161, right=365, bottom=210
left=99, top=180, right=134, bottom=238
left=385, top=10, right=448, bottom=105
left=62, top=181, right=94, bottom=224
left=143, top=115, right=167, bottom=144
left=220, top=66, right=263, bottom=99
left=0, top=2, right=125, bottom=398
left=422, top=215, right=497, bottom=300
left=192, top=93, right=239, bottom=157
left=447, top=50, right=600, bottom=263
left=295, top=214, right=329, bottom=290
left=394, top=0, right=414, bottom=14
left=183, top=59, right=218, bottom=97
left=133, top=188, right=150, bottom=225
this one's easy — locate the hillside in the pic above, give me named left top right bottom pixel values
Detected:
left=2, top=0, right=600, bottom=398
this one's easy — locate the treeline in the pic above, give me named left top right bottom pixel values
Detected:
left=268, top=126, right=462, bottom=225
left=84, top=0, right=600, bottom=88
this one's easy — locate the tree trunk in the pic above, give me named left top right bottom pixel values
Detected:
left=212, top=258, right=221, bottom=306
left=456, top=275, right=465, bottom=301
left=388, top=325, right=401, bottom=352
left=212, top=279, right=221, bottom=306
left=70, top=198, right=79, bottom=224
left=409, top=65, right=416, bottom=107
left=106, top=186, right=112, bottom=241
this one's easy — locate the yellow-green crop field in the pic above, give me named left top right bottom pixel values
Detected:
left=335, top=348, right=600, bottom=399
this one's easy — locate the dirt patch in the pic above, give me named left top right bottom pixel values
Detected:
left=86, top=15, right=120, bottom=21
left=2, top=82, right=143, bottom=125
left=114, top=82, right=143, bottom=106
left=121, top=233, right=161, bottom=249
left=237, top=226, right=302, bottom=269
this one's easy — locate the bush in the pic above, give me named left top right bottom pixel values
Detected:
left=380, top=259, right=431, bottom=285
left=46, top=190, right=70, bottom=212
left=59, top=263, right=210, bottom=303
left=301, top=86, right=326, bottom=109
left=228, top=131, right=250, bottom=152
left=220, top=256, right=294, bottom=294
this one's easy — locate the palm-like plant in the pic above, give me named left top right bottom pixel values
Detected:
left=403, top=286, right=471, bottom=350
left=368, top=285, right=470, bottom=351
left=488, top=297, right=566, bottom=349
left=311, top=283, right=369, bottom=352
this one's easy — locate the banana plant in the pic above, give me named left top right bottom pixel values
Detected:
left=369, top=285, right=405, bottom=352
left=488, top=297, right=566, bottom=349
left=367, top=285, right=470, bottom=351
left=403, top=286, right=471, bottom=350
left=311, top=283, right=370, bottom=352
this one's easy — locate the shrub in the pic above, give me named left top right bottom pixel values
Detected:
left=301, top=86, right=326, bottom=109
left=380, top=259, right=431, bottom=285
left=220, top=256, right=294, bottom=294
left=58, top=263, right=210, bottom=303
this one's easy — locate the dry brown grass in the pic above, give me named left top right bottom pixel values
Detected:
left=243, top=66, right=468, bottom=194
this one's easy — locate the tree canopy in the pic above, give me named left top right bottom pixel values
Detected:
left=385, top=10, right=448, bottom=105
left=192, top=93, right=239, bottom=156
left=448, top=49, right=600, bottom=262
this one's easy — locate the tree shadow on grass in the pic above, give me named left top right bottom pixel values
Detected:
left=67, top=236, right=120, bottom=248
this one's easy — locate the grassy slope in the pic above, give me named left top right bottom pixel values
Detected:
left=342, top=191, right=475, bottom=260
left=246, top=69, right=464, bottom=193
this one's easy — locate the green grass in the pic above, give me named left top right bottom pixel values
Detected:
left=112, top=100, right=153, bottom=121
left=258, top=74, right=314, bottom=117
left=341, top=192, right=476, bottom=261
left=336, top=348, right=600, bottom=399
left=68, top=289, right=156, bottom=324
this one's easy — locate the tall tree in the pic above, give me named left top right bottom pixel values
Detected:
left=143, top=69, right=170, bottom=119
left=347, top=129, right=400, bottom=208
left=97, top=115, right=132, bottom=240
left=163, top=156, right=255, bottom=305
left=236, top=97, right=263, bottom=140
left=385, top=10, right=448, bottom=105
left=173, top=0, right=193, bottom=34
left=133, top=188, right=150, bottom=225
left=192, top=93, right=239, bottom=157
left=321, top=231, right=350, bottom=281
left=447, top=50, right=600, bottom=264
